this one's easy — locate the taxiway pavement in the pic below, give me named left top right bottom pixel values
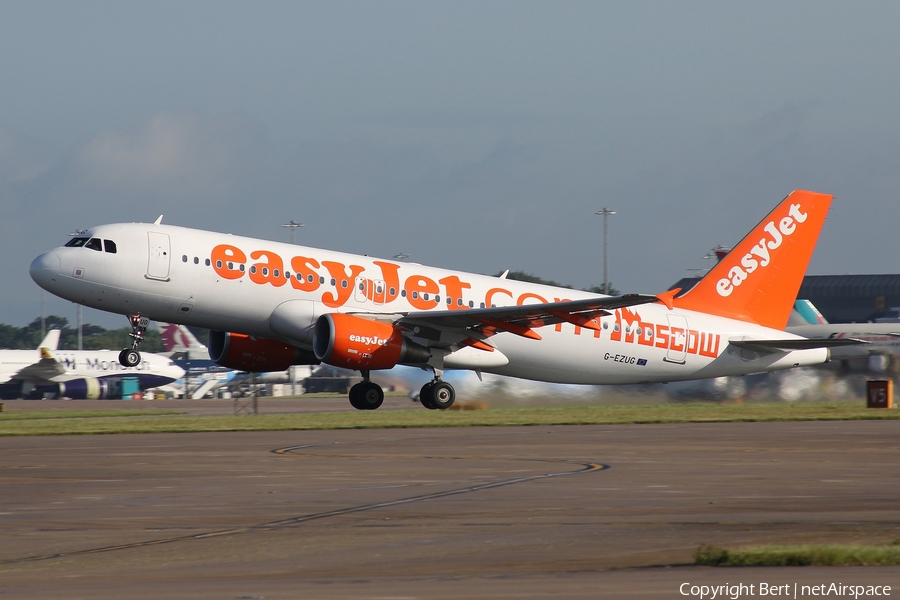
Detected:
left=1, top=414, right=898, bottom=598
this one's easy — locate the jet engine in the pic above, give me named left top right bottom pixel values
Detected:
left=208, top=331, right=318, bottom=372
left=313, top=313, right=431, bottom=370
left=24, top=378, right=110, bottom=400
left=58, top=377, right=110, bottom=399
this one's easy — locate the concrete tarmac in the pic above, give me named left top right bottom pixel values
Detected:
left=1, top=414, right=898, bottom=598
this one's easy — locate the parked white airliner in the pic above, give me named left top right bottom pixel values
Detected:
left=30, top=190, right=858, bottom=409
left=0, top=330, right=184, bottom=399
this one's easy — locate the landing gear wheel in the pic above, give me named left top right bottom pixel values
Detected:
left=419, top=382, right=437, bottom=410
left=358, top=381, right=384, bottom=410
left=348, top=383, right=365, bottom=410
left=430, top=381, right=455, bottom=410
left=348, top=381, right=384, bottom=410
left=119, top=348, right=141, bottom=367
left=119, top=315, right=150, bottom=368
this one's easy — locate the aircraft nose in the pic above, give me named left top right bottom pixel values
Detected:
left=171, top=364, right=186, bottom=380
left=30, top=251, right=61, bottom=291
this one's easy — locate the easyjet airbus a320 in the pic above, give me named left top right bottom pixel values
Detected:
left=30, top=190, right=859, bottom=410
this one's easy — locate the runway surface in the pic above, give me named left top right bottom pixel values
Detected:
left=1, top=416, right=898, bottom=598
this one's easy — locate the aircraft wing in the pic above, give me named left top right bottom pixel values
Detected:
left=9, top=349, right=67, bottom=382
left=366, top=293, right=661, bottom=348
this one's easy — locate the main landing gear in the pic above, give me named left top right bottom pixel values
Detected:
left=348, top=370, right=384, bottom=410
left=419, top=380, right=455, bottom=410
left=118, top=315, right=150, bottom=368
left=419, top=371, right=455, bottom=410
left=347, top=370, right=457, bottom=411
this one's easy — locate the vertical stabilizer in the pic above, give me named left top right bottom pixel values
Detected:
left=792, top=299, right=829, bottom=325
left=159, top=322, right=209, bottom=360
left=37, top=329, right=61, bottom=352
left=673, top=190, right=832, bottom=330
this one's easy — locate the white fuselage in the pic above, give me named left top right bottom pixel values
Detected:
left=0, top=346, right=184, bottom=400
left=786, top=324, right=900, bottom=360
left=30, top=222, right=827, bottom=385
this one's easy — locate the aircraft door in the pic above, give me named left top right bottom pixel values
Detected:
left=146, top=232, right=171, bottom=281
left=353, top=277, right=387, bottom=305
left=354, top=277, right=367, bottom=303
left=665, top=314, right=689, bottom=364
left=371, top=280, right=386, bottom=305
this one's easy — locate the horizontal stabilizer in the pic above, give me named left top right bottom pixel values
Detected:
left=728, top=337, right=868, bottom=353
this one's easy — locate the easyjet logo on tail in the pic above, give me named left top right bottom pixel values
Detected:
left=716, top=203, right=808, bottom=297
left=672, top=189, right=832, bottom=331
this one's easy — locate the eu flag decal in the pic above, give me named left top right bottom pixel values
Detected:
left=637, top=358, right=648, bottom=366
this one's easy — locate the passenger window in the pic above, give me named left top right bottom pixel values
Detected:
left=85, top=238, right=102, bottom=251
left=103, top=240, right=117, bottom=253
left=65, top=237, right=89, bottom=248
left=193, top=257, right=199, bottom=264
left=182, top=255, right=188, bottom=262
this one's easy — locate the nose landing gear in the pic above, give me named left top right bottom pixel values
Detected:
left=118, top=315, right=150, bottom=367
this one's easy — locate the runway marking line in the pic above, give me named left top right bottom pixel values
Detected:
left=0, top=446, right=608, bottom=566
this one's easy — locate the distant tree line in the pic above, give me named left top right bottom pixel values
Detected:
left=0, top=316, right=164, bottom=352
left=500, top=271, right=620, bottom=296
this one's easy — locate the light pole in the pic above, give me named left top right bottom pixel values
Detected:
left=281, top=220, right=304, bottom=244
left=595, top=208, right=616, bottom=295
left=281, top=220, right=304, bottom=396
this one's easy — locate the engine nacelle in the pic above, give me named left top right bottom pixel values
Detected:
left=52, top=378, right=109, bottom=399
left=313, top=313, right=431, bottom=370
left=208, top=331, right=317, bottom=372
left=1, top=378, right=110, bottom=400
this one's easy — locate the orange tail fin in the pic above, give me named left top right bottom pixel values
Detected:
left=673, top=190, right=832, bottom=329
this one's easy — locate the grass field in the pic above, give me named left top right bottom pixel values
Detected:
left=695, top=542, right=900, bottom=566
left=0, top=401, right=897, bottom=436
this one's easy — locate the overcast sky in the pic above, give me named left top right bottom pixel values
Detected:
left=2, top=1, right=899, bottom=329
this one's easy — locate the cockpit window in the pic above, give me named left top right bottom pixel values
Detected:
left=65, top=237, right=89, bottom=247
left=85, top=238, right=103, bottom=251
left=104, top=240, right=117, bottom=253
